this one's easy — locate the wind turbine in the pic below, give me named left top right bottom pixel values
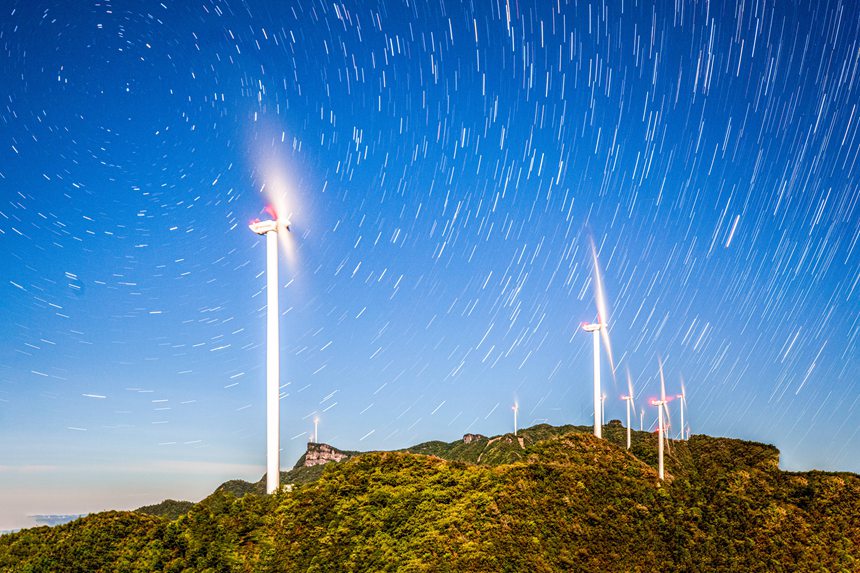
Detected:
left=677, top=379, right=687, bottom=440
left=640, top=408, right=645, bottom=431
left=513, top=402, right=519, bottom=436
left=581, top=240, right=616, bottom=439
left=313, top=415, right=319, bottom=444
left=653, top=359, right=672, bottom=481
left=581, top=322, right=604, bottom=437
left=621, top=371, right=635, bottom=450
left=249, top=212, right=292, bottom=494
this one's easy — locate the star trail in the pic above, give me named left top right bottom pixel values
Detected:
left=1, top=0, right=858, bottom=529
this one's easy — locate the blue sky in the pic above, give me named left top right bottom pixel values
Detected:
left=1, top=0, right=858, bottom=529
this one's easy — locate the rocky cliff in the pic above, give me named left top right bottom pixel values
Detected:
left=299, top=442, right=352, bottom=468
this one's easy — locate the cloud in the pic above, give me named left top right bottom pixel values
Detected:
left=0, top=460, right=261, bottom=477
left=0, top=465, right=59, bottom=474
left=30, top=514, right=86, bottom=527
left=136, top=460, right=262, bottom=476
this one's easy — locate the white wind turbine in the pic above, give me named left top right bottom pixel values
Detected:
left=581, top=321, right=604, bottom=436
left=677, top=379, right=688, bottom=440
left=512, top=402, right=519, bottom=436
left=581, top=241, right=616, bottom=439
left=313, top=415, right=320, bottom=444
left=601, top=393, right=607, bottom=428
left=249, top=207, right=293, bottom=494
left=652, top=359, right=672, bottom=481
left=621, top=371, right=635, bottom=450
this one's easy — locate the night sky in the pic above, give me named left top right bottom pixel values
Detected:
left=1, top=0, right=858, bottom=530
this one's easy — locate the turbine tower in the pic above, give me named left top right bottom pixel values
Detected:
left=601, top=393, right=607, bottom=428
left=622, top=372, right=635, bottom=450
left=677, top=381, right=687, bottom=440
left=249, top=215, right=291, bottom=494
left=653, top=396, right=666, bottom=480
left=313, top=415, right=319, bottom=444
left=582, top=322, right=604, bottom=437
left=513, top=402, right=519, bottom=436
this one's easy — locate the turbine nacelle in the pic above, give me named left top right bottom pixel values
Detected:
left=581, top=322, right=603, bottom=333
left=249, top=219, right=291, bottom=235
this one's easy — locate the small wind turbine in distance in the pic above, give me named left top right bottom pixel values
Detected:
left=512, top=402, right=519, bottom=436
left=677, top=379, right=687, bottom=440
left=640, top=408, right=645, bottom=431
left=621, top=371, right=635, bottom=450
left=313, top=415, right=319, bottom=444
left=601, top=393, right=607, bottom=428
left=249, top=209, right=292, bottom=495
left=652, top=394, right=666, bottom=481
left=652, top=358, right=672, bottom=481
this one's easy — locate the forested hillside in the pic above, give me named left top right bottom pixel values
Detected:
left=2, top=425, right=858, bottom=572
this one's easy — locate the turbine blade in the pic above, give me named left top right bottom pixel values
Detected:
left=257, top=147, right=304, bottom=273
left=590, top=239, right=616, bottom=375
left=658, top=359, right=672, bottom=446
left=658, top=358, right=667, bottom=403
left=662, top=403, right=672, bottom=452
left=278, top=228, right=300, bottom=272
left=600, top=328, right=616, bottom=376
left=626, top=368, right=635, bottom=411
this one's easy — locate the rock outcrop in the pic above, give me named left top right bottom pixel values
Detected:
left=303, top=443, right=350, bottom=467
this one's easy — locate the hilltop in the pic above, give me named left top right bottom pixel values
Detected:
left=1, top=423, right=858, bottom=572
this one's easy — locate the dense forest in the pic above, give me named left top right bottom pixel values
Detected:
left=1, top=423, right=858, bottom=572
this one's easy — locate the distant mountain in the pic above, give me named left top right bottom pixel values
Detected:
left=134, top=500, right=194, bottom=521
left=1, top=423, right=858, bottom=572
left=0, top=515, right=85, bottom=536
left=30, top=515, right=87, bottom=527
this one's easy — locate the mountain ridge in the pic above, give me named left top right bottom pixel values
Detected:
left=2, top=423, right=858, bottom=571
